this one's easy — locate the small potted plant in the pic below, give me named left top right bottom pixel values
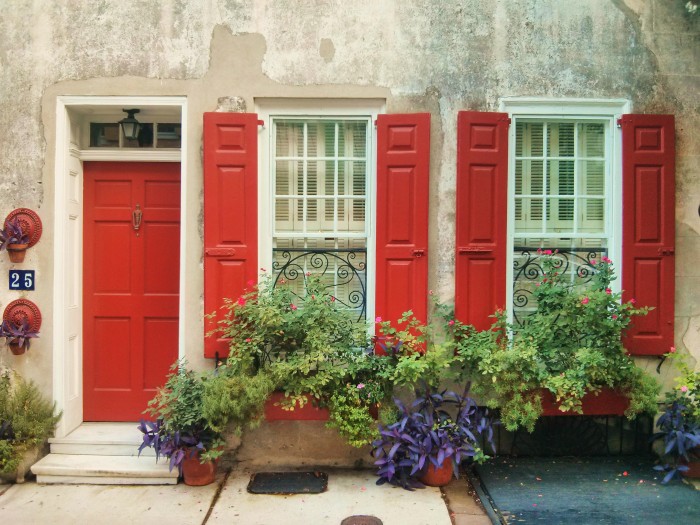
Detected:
left=138, top=362, right=225, bottom=486
left=0, top=217, right=30, bottom=263
left=0, top=320, right=39, bottom=355
left=651, top=400, right=700, bottom=483
left=372, top=382, right=496, bottom=489
left=652, top=350, right=700, bottom=482
left=1, top=369, right=61, bottom=483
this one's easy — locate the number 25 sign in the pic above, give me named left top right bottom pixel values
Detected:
left=9, top=270, right=35, bottom=291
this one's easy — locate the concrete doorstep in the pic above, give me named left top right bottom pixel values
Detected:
left=0, top=466, right=493, bottom=525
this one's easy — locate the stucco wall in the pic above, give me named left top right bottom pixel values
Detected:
left=0, top=1, right=697, bottom=404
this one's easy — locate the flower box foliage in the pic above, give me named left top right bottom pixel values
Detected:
left=446, top=253, right=660, bottom=432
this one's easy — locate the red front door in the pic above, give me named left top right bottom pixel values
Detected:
left=83, top=162, right=180, bottom=421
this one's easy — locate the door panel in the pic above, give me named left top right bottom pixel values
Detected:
left=83, top=161, right=180, bottom=421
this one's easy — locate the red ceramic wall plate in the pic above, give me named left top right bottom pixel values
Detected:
left=3, top=299, right=42, bottom=332
left=5, top=208, right=42, bottom=248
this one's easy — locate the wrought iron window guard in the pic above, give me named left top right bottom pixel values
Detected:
left=512, top=246, right=608, bottom=326
left=272, top=248, right=367, bottom=321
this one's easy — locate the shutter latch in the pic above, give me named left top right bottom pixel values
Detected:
left=458, top=246, right=493, bottom=254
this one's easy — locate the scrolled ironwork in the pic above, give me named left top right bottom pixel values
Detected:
left=272, top=248, right=367, bottom=321
left=512, top=247, right=607, bottom=326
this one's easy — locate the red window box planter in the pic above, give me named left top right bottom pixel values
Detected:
left=539, top=388, right=629, bottom=417
left=264, top=392, right=329, bottom=421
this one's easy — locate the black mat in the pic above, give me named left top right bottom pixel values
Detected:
left=247, top=471, right=328, bottom=494
left=473, top=456, right=700, bottom=524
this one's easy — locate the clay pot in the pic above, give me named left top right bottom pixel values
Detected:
left=181, top=450, right=218, bottom=486
left=8, top=342, right=26, bottom=356
left=682, top=448, right=700, bottom=479
left=419, top=457, right=454, bottom=487
left=7, top=244, right=28, bottom=263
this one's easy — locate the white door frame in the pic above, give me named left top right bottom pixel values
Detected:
left=53, top=96, right=188, bottom=437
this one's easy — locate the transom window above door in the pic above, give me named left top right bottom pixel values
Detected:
left=271, top=117, right=372, bottom=319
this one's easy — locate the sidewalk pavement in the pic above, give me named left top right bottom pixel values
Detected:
left=0, top=467, right=492, bottom=525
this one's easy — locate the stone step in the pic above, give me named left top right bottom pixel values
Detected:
left=31, top=454, right=178, bottom=485
left=50, top=422, right=155, bottom=456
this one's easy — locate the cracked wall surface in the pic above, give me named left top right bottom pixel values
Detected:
left=0, top=0, right=697, bottom=397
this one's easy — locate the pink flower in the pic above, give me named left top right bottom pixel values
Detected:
left=670, top=346, right=676, bottom=353
left=605, top=288, right=612, bottom=295
left=448, top=320, right=455, bottom=326
left=331, top=296, right=336, bottom=302
left=681, top=386, right=689, bottom=393
left=612, top=314, right=618, bottom=320
left=544, top=249, right=552, bottom=255
left=247, top=279, right=255, bottom=287
left=591, top=259, right=597, bottom=265
left=280, top=278, right=286, bottom=284
left=536, top=283, right=541, bottom=287
left=537, top=248, right=543, bottom=255
left=375, top=316, right=382, bottom=323
left=245, top=338, right=251, bottom=343
left=290, top=304, right=297, bottom=311
left=311, top=295, right=316, bottom=300
left=581, top=297, right=589, bottom=305
left=630, top=298, right=636, bottom=305
left=429, top=290, right=434, bottom=295
left=602, top=256, right=612, bottom=264
left=237, top=297, right=246, bottom=306
left=357, top=383, right=365, bottom=389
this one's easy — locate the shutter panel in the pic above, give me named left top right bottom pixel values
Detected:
left=375, top=113, right=430, bottom=326
left=620, top=114, right=675, bottom=355
left=203, top=112, right=259, bottom=359
left=454, top=111, right=509, bottom=330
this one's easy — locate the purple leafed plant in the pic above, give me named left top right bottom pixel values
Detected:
left=1, top=320, right=39, bottom=351
left=651, top=401, right=700, bottom=484
left=0, top=218, right=30, bottom=251
left=372, top=382, right=496, bottom=490
left=137, top=419, right=204, bottom=473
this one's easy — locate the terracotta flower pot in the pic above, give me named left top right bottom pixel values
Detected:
left=682, top=448, right=700, bottom=479
left=7, top=243, right=28, bottom=263
left=181, top=450, right=218, bottom=486
left=8, top=342, right=26, bottom=355
left=419, top=457, right=454, bottom=487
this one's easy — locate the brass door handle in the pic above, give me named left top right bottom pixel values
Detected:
left=132, top=204, right=142, bottom=234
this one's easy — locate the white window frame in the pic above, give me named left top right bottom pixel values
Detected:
left=499, top=98, right=630, bottom=324
left=255, top=98, right=385, bottom=321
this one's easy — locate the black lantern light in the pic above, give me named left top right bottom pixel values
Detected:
left=118, top=108, right=141, bottom=140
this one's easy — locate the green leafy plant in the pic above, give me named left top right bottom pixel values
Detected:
left=446, top=253, right=660, bottom=432
left=212, top=274, right=397, bottom=447
left=0, top=370, right=61, bottom=475
left=139, top=362, right=225, bottom=470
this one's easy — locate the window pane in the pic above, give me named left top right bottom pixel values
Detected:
left=90, top=123, right=120, bottom=147
left=582, top=160, right=605, bottom=196
left=580, top=123, right=604, bottom=157
left=549, top=122, right=574, bottom=157
left=156, top=123, right=181, bottom=148
left=275, top=160, right=296, bottom=195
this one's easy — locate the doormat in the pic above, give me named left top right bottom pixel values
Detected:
left=471, top=456, right=700, bottom=524
left=247, top=471, right=328, bottom=495
left=340, top=516, right=383, bottom=525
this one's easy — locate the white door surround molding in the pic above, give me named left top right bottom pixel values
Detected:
left=53, top=96, right=187, bottom=437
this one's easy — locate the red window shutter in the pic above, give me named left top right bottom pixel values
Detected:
left=454, top=111, right=509, bottom=330
left=620, top=114, right=675, bottom=355
left=375, top=113, right=431, bottom=326
left=203, top=112, right=259, bottom=359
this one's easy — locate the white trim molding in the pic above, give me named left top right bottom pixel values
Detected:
left=53, top=95, right=187, bottom=437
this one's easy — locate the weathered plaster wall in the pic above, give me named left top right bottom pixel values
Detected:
left=0, top=1, right=697, bottom=401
